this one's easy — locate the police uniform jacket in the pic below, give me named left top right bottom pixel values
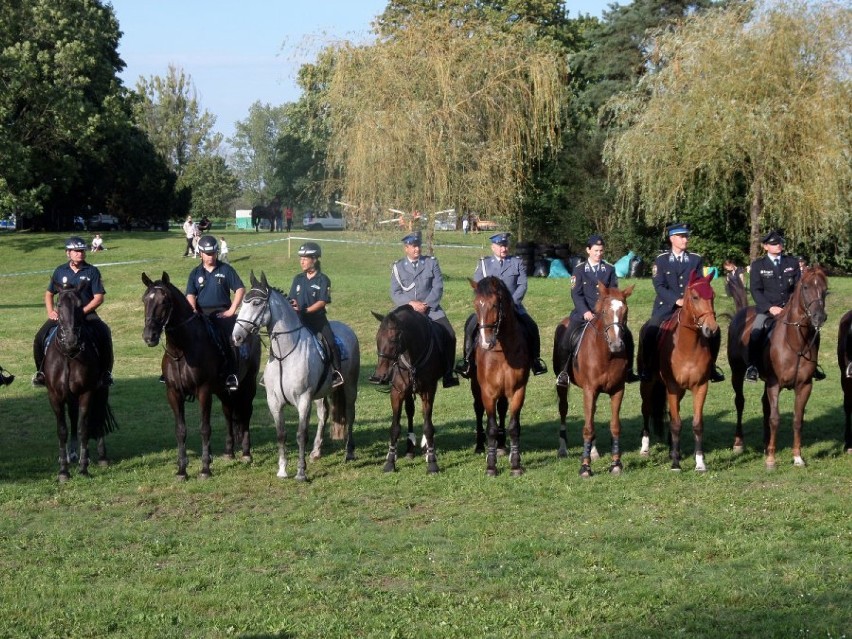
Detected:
left=289, top=270, right=332, bottom=332
left=390, top=256, right=446, bottom=322
left=185, top=262, right=244, bottom=314
left=473, top=255, right=528, bottom=313
left=651, top=250, right=704, bottom=320
left=749, top=254, right=800, bottom=314
left=48, top=262, right=105, bottom=311
left=570, top=260, right=618, bottom=322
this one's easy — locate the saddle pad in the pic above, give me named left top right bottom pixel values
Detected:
left=312, top=334, right=349, bottom=362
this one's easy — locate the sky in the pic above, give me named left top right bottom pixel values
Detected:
left=110, top=1, right=611, bottom=141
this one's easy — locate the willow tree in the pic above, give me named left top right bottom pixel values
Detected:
left=603, top=1, right=852, bottom=260
left=321, top=14, right=566, bottom=239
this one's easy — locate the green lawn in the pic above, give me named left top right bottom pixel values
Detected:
left=0, top=230, right=849, bottom=638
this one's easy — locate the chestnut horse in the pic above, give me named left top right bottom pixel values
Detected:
left=42, top=285, right=116, bottom=481
left=370, top=305, right=452, bottom=474
left=141, top=272, right=261, bottom=479
left=640, top=271, right=719, bottom=472
left=727, top=266, right=828, bottom=469
left=553, top=282, right=635, bottom=477
left=471, top=276, right=530, bottom=476
left=838, top=309, right=852, bottom=454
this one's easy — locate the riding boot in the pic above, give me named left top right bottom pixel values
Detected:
left=454, top=314, right=477, bottom=379
left=812, top=365, right=826, bottom=381
left=708, top=330, right=725, bottom=383
left=32, top=321, right=52, bottom=387
left=746, top=327, right=763, bottom=382
left=555, top=368, right=571, bottom=388
left=442, top=372, right=460, bottom=388
left=624, top=328, right=639, bottom=383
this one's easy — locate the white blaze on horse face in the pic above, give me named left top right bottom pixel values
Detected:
left=608, top=299, right=624, bottom=341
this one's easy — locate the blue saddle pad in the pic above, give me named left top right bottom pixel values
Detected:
left=312, top=334, right=348, bottom=362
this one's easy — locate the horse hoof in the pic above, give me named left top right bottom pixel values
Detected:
left=496, top=447, right=507, bottom=457
left=609, top=463, right=622, bottom=475
left=310, top=451, right=321, bottom=461
left=276, top=471, right=288, bottom=479
left=383, top=463, right=397, bottom=473
left=557, top=447, right=568, bottom=459
left=175, top=473, right=188, bottom=482
left=639, top=450, right=650, bottom=458
left=510, top=467, right=524, bottom=477
left=670, top=466, right=682, bottom=472
left=295, top=474, right=308, bottom=482
left=199, top=472, right=212, bottom=480
left=695, top=465, right=707, bottom=473
left=222, top=454, right=236, bottom=461
left=765, top=462, right=776, bottom=472
left=98, top=459, right=110, bottom=468
left=486, top=468, right=497, bottom=477
left=58, top=473, right=70, bottom=483
left=405, top=451, right=416, bottom=459
left=474, top=445, right=485, bottom=455
left=793, top=456, right=806, bottom=467
left=733, top=445, right=745, bottom=455
left=579, top=464, right=593, bottom=478
left=241, top=455, right=252, bottom=464
left=345, top=453, right=356, bottom=462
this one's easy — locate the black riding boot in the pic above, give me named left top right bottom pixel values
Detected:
left=746, top=327, right=763, bottom=382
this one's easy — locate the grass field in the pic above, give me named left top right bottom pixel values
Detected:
left=0, top=229, right=849, bottom=638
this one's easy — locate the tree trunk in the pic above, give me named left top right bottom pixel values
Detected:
left=749, top=177, right=763, bottom=261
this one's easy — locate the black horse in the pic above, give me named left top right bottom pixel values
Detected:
left=370, top=305, right=454, bottom=474
left=838, top=309, right=852, bottom=454
left=42, top=285, right=116, bottom=481
left=141, top=272, right=261, bottom=479
left=251, top=205, right=276, bottom=232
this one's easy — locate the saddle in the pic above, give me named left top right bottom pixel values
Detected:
left=311, top=334, right=348, bottom=363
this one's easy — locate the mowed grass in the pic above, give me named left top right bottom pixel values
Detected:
left=0, top=230, right=849, bottom=639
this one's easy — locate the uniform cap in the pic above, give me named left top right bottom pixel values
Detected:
left=65, top=236, right=87, bottom=250
left=761, top=230, right=784, bottom=245
left=298, top=242, right=321, bottom=258
left=197, top=235, right=219, bottom=254
left=586, top=234, right=604, bottom=247
left=490, top=233, right=510, bottom=246
left=402, top=231, right=422, bottom=246
left=666, top=222, right=691, bottom=237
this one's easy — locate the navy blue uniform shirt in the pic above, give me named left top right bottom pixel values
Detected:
left=289, top=270, right=332, bottom=330
left=570, top=260, right=618, bottom=322
left=185, top=262, right=243, bottom=312
left=749, top=254, right=800, bottom=314
left=48, top=262, right=105, bottom=310
left=651, top=250, right=704, bottom=320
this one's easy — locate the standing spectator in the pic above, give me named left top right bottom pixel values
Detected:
left=462, top=214, right=470, bottom=235
left=182, top=216, right=197, bottom=257
left=722, top=258, right=748, bottom=311
left=219, top=236, right=230, bottom=264
left=270, top=196, right=283, bottom=232
left=90, top=234, right=105, bottom=252
left=285, top=207, right=294, bottom=232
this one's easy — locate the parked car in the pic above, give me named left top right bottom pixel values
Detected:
left=72, top=216, right=85, bottom=231
left=86, top=213, right=121, bottom=231
left=302, top=210, right=346, bottom=231
left=129, top=217, right=170, bottom=231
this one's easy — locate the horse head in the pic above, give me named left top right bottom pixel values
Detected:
left=471, top=276, right=511, bottom=350
left=55, top=284, right=86, bottom=356
left=794, top=265, right=828, bottom=330
left=684, top=271, right=719, bottom=339
left=234, top=271, right=273, bottom=346
left=370, top=309, right=400, bottom=384
left=594, top=282, right=634, bottom=353
left=141, top=271, right=183, bottom=347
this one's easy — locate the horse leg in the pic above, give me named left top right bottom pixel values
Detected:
left=220, top=401, right=236, bottom=460
left=404, top=393, right=417, bottom=459
left=166, top=388, right=189, bottom=480
left=556, top=383, right=569, bottom=458
left=273, top=401, right=289, bottom=479
left=76, top=394, right=92, bottom=477
left=344, top=387, right=357, bottom=462
left=497, top=396, right=509, bottom=456
left=579, top=387, right=598, bottom=478
left=692, top=383, right=709, bottom=472
left=67, top=398, right=79, bottom=464
left=667, top=388, right=685, bottom=471
left=844, top=380, right=852, bottom=453
left=473, top=381, right=486, bottom=454
left=311, top=398, right=328, bottom=460
left=507, top=404, right=524, bottom=478
left=384, top=390, right=404, bottom=472
left=763, top=385, right=779, bottom=470
left=732, top=368, right=746, bottom=453
left=791, top=383, right=812, bottom=467
left=639, top=381, right=652, bottom=457
left=609, top=389, right=625, bottom=475
left=96, top=435, right=108, bottom=467
left=198, top=390, right=214, bottom=479
left=295, top=396, right=313, bottom=482
left=485, top=408, right=499, bottom=476
left=50, top=394, right=71, bottom=482
left=421, top=388, right=439, bottom=475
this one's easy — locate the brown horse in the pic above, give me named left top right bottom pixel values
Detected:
left=141, top=272, right=261, bottom=479
left=42, top=285, right=116, bottom=481
left=553, top=282, right=635, bottom=477
left=471, top=276, right=530, bottom=476
left=640, top=271, right=719, bottom=472
left=370, top=305, right=451, bottom=474
left=838, top=309, right=852, bottom=454
left=251, top=205, right=275, bottom=232
left=727, top=266, right=828, bottom=469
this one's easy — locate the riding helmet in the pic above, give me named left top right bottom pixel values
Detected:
left=65, top=236, right=87, bottom=251
left=197, top=235, right=219, bottom=254
left=298, top=242, right=321, bottom=258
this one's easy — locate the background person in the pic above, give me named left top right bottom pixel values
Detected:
left=90, top=234, right=104, bottom=252
left=456, top=232, right=547, bottom=378
left=219, top=236, right=230, bottom=264
left=182, top=216, right=197, bottom=257
left=288, top=242, right=344, bottom=388
left=32, top=237, right=113, bottom=387
left=390, top=231, right=459, bottom=388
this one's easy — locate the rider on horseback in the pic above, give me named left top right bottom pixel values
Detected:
left=288, top=242, right=344, bottom=389
left=456, top=232, right=548, bottom=378
left=556, top=234, right=638, bottom=387
left=185, top=235, right=244, bottom=391
left=32, top=237, right=113, bottom=388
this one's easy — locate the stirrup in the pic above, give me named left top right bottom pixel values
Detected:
left=101, top=371, right=114, bottom=387
left=0, top=368, right=14, bottom=386
left=442, top=374, right=460, bottom=388
left=745, top=365, right=759, bottom=382
left=331, top=370, right=345, bottom=388
left=709, top=366, right=725, bottom=383
left=846, top=362, right=852, bottom=379
left=555, top=371, right=570, bottom=388
left=625, top=369, right=640, bottom=384
left=32, top=371, right=46, bottom=387
left=532, top=358, right=548, bottom=376
left=225, top=374, right=239, bottom=391
left=812, top=365, right=826, bottom=381
left=454, top=359, right=471, bottom=379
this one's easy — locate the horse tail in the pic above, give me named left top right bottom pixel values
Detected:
left=88, top=387, right=118, bottom=438
left=329, top=387, right=347, bottom=441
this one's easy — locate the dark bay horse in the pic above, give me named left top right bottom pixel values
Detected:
left=553, top=282, right=635, bottom=477
left=640, top=271, right=719, bottom=472
left=232, top=271, right=359, bottom=481
left=141, top=272, right=261, bottom=479
left=370, top=305, right=451, bottom=474
left=251, top=205, right=275, bottom=232
left=838, top=309, right=852, bottom=454
left=471, top=277, right=531, bottom=476
left=43, top=285, right=116, bottom=481
left=727, top=266, right=828, bottom=469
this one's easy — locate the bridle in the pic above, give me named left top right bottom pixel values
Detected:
left=144, top=283, right=199, bottom=361
left=55, top=291, right=84, bottom=358
left=678, top=285, right=716, bottom=333
left=589, top=296, right=628, bottom=349
left=476, top=292, right=504, bottom=350
left=236, top=286, right=304, bottom=361
left=376, top=311, right=435, bottom=392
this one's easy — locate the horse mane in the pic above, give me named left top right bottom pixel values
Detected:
left=475, top=276, right=513, bottom=312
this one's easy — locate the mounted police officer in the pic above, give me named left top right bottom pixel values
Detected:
left=455, top=232, right=547, bottom=378
left=556, top=234, right=638, bottom=387
left=288, top=242, right=344, bottom=388
left=745, top=229, right=824, bottom=382
left=185, top=235, right=244, bottom=391
left=32, top=236, right=113, bottom=387
left=390, top=231, right=459, bottom=388
left=638, top=222, right=725, bottom=383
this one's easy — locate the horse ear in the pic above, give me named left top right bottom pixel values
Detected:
left=597, top=280, right=607, bottom=295
left=249, top=270, right=258, bottom=287
left=141, top=272, right=153, bottom=287
left=469, top=278, right=478, bottom=290
left=623, top=284, right=635, bottom=298
left=371, top=311, right=385, bottom=323
left=260, top=271, right=269, bottom=288
left=161, top=271, right=170, bottom=285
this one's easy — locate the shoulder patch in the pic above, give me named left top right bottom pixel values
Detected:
left=570, top=275, right=577, bottom=289
left=651, top=263, right=658, bottom=278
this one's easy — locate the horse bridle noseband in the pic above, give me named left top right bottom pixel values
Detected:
left=678, top=285, right=716, bottom=332
left=237, top=287, right=304, bottom=361
left=477, top=293, right=504, bottom=349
